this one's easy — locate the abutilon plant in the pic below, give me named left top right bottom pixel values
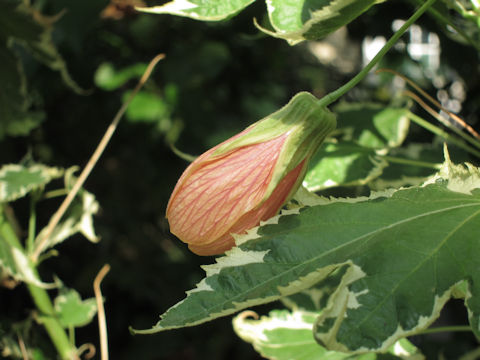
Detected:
left=166, top=92, right=336, bottom=255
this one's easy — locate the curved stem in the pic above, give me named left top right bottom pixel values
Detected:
left=381, top=155, right=442, bottom=169
left=416, top=325, right=472, bottom=335
left=31, top=54, right=165, bottom=263
left=318, top=0, right=438, bottom=107
left=407, top=111, right=480, bottom=158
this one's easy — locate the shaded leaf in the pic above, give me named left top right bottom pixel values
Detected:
left=54, top=288, right=97, bottom=328
left=0, top=41, right=44, bottom=140
left=0, top=164, right=62, bottom=202
left=260, top=0, right=385, bottom=45
left=233, top=309, right=424, bottom=360
left=0, top=0, right=84, bottom=93
left=136, top=0, right=255, bottom=21
left=304, top=142, right=387, bottom=191
left=94, top=62, right=147, bottom=91
left=370, top=143, right=443, bottom=190
left=335, top=103, right=410, bottom=149
left=133, top=158, right=480, bottom=355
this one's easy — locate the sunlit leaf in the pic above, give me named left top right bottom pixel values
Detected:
left=304, top=142, right=387, bottom=191
left=133, top=158, right=480, bottom=354
left=54, top=288, right=97, bottom=328
left=233, top=309, right=424, bottom=360
left=136, top=0, right=256, bottom=21
left=260, top=0, right=385, bottom=45
left=0, top=164, right=62, bottom=202
left=335, top=103, right=410, bottom=149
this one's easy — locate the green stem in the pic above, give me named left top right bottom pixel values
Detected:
left=412, top=0, right=480, bottom=52
left=0, top=210, right=77, bottom=360
left=27, top=194, right=38, bottom=254
left=381, top=155, right=442, bottom=169
left=318, top=0, right=438, bottom=107
left=416, top=325, right=472, bottom=335
left=407, top=111, right=480, bottom=158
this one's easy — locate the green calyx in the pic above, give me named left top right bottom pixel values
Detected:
left=214, top=91, right=337, bottom=197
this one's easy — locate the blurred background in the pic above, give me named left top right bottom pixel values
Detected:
left=1, top=0, right=479, bottom=359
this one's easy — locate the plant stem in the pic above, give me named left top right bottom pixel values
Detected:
left=381, top=155, right=442, bottom=169
left=317, top=0, right=438, bottom=107
left=31, top=54, right=165, bottom=263
left=27, top=194, right=37, bottom=254
left=416, top=325, right=472, bottom=335
left=412, top=0, right=480, bottom=52
left=407, top=111, right=480, bottom=158
left=0, top=210, right=77, bottom=360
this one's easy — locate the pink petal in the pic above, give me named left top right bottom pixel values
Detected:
left=167, top=133, right=289, bottom=249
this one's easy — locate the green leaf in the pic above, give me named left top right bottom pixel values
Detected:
left=0, top=210, right=51, bottom=287
left=54, top=288, right=97, bottom=328
left=233, top=309, right=424, bottom=360
left=370, top=143, right=443, bottom=190
left=260, top=0, right=385, bottom=45
left=0, top=0, right=83, bottom=139
left=0, top=164, right=62, bottom=202
left=123, top=90, right=170, bottom=123
left=133, top=158, right=480, bottom=354
left=136, top=0, right=256, bottom=21
left=304, top=142, right=387, bottom=191
left=335, top=103, right=410, bottom=149
left=94, top=62, right=147, bottom=91
left=0, top=0, right=84, bottom=93
left=34, top=188, right=100, bottom=252
left=0, top=41, right=44, bottom=140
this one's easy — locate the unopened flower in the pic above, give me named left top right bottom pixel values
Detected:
left=166, top=92, right=336, bottom=255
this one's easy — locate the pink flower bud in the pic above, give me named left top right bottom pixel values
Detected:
left=166, top=92, right=336, bottom=255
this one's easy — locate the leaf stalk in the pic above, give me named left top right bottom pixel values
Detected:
left=317, top=0, right=438, bottom=107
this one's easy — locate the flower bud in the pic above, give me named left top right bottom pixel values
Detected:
left=166, top=92, right=336, bottom=255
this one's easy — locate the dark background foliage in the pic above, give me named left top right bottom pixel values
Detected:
left=1, top=0, right=479, bottom=359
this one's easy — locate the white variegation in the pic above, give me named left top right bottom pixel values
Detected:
left=259, top=0, right=384, bottom=45
left=423, top=144, right=480, bottom=194
left=318, top=277, right=467, bottom=353
left=233, top=309, right=314, bottom=343
left=202, top=248, right=270, bottom=277
left=136, top=0, right=255, bottom=21
left=9, top=247, right=54, bottom=288
left=0, top=164, right=63, bottom=202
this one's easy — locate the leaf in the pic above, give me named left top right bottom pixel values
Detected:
left=0, top=41, right=44, bottom=140
left=233, top=309, right=424, bottom=360
left=304, top=142, right=387, bottom=191
left=123, top=90, right=170, bottom=123
left=369, top=143, right=443, bottom=190
left=54, top=288, right=97, bottom=328
left=94, top=62, right=147, bottom=91
left=133, top=159, right=480, bottom=354
left=136, top=0, right=256, bottom=21
left=34, top=188, right=100, bottom=252
left=0, top=164, right=62, bottom=202
left=430, top=0, right=480, bottom=50
left=0, top=0, right=84, bottom=93
left=0, top=210, right=52, bottom=288
left=335, top=103, right=410, bottom=149
left=260, top=0, right=385, bottom=45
